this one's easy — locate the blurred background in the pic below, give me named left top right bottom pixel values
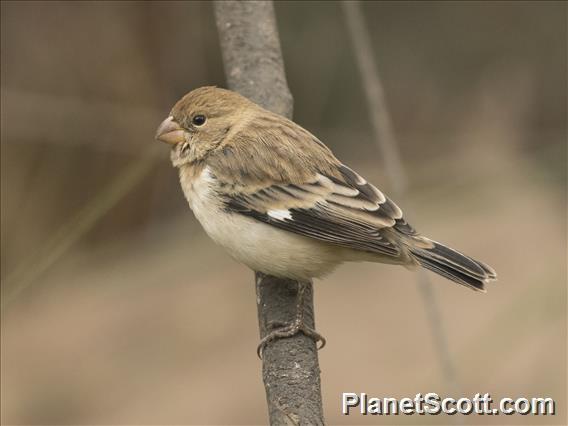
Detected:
left=1, top=1, right=566, bottom=424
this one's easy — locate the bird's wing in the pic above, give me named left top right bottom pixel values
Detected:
left=223, top=169, right=404, bottom=256
left=206, top=115, right=429, bottom=257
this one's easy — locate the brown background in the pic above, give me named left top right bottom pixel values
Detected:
left=1, top=1, right=566, bottom=424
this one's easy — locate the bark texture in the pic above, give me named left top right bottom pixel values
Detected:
left=214, top=2, right=324, bottom=425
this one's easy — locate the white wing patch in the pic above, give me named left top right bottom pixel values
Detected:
left=268, top=209, right=293, bottom=221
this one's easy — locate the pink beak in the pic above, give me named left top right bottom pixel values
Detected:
left=155, top=116, right=186, bottom=145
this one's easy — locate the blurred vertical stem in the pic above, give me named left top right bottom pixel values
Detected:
left=342, top=0, right=462, bottom=408
left=214, top=1, right=325, bottom=425
left=1, top=150, right=157, bottom=311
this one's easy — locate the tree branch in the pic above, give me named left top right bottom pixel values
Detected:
left=342, top=0, right=462, bottom=406
left=214, top=2, right=325, bottom=424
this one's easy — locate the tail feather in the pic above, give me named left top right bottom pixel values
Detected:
left=410, top=240, right=497, bottom=292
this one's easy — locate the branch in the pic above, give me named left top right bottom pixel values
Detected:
left=341, top=0, right=406, bottom=195
left=342, top=0, right=462, bottom=404
left=214, top=1, right=292, bottom=118
left=214, top=2, right=325, bottom=424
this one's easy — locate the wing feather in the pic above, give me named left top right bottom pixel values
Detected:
left=219, top=171, right=409, bottom=257
left=205, top=118, right=420, bottom=259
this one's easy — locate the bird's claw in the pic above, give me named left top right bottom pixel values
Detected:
left=257, top=320, right=326, bottom=359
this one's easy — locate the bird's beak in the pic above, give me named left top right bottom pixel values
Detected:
left=155, top=116, right=186, bottom=145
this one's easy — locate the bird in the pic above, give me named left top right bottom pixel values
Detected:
left=156, top=86, right=497, bottom=355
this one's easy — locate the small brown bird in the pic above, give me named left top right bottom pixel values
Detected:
left=156, top=86, right=497, bottom=353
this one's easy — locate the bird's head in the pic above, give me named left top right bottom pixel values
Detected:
left=155, top=86, right=255, bottom=167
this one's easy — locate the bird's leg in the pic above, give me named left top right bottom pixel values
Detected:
left=257, top=281, right=326, bottom=358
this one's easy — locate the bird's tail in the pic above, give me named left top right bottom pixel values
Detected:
left=409, top=240, right=497, bottom=292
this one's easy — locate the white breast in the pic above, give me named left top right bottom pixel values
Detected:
left=178, top=166, right=344, bottom=281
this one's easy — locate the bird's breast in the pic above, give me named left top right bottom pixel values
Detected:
left=177, top=165, right=343, bottom=281
left=179, top=164, right=219, bottom=221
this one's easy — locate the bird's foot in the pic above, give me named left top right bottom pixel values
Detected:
left=257, top=319, right=326, bottom=359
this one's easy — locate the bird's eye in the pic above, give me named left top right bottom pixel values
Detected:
left=192, top=115, right=206, bottom=126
